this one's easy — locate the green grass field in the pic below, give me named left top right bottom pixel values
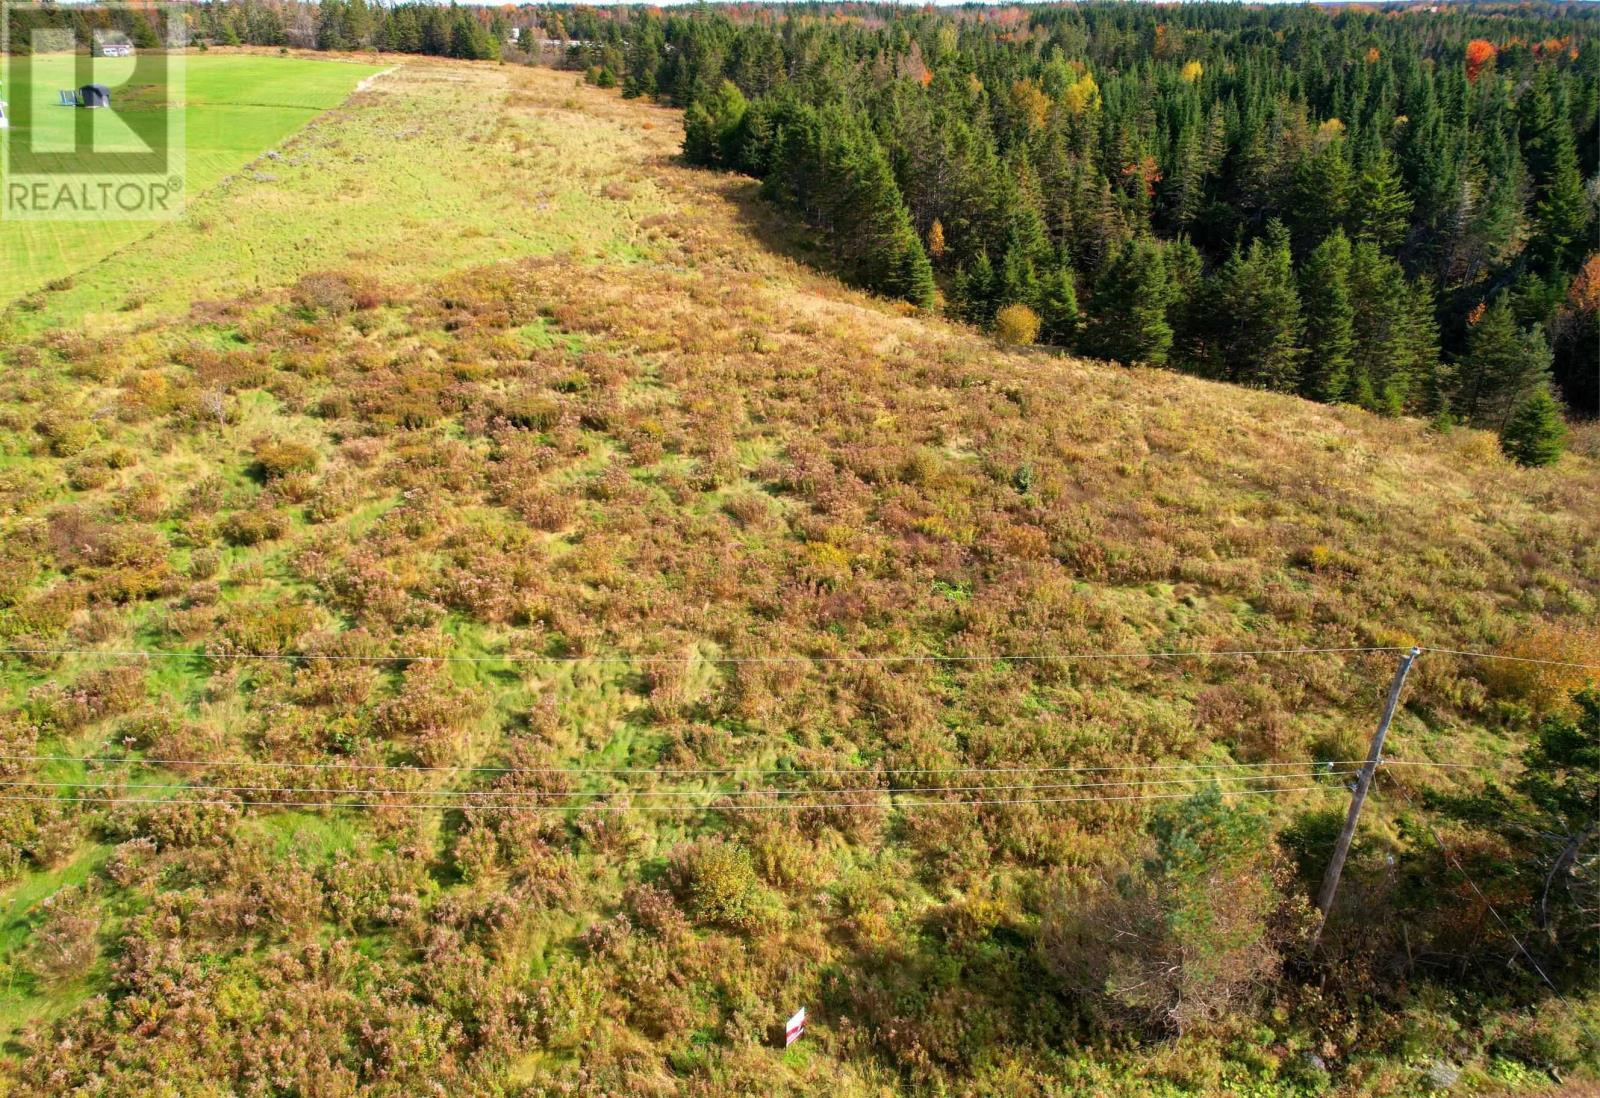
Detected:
left=7, top=57, right=669, bottom=335
left=0, top=52, right=383, bottom=302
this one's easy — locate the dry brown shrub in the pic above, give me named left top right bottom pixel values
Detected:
left=220, top=505, right=290, bottom=546
left=28, top=664, right=146, bottom=731
left=28, top=885, right=99, bottom=986
left=721, top=491, right=772, bottom=528
left=104, top=837, right=161, bottom=889
left=371, top=662, right=486, bottom=766
left=289, top=270, right=385, bottom=317
left=252, top=438, right=320, bottom=480
left=1479, top=621, right=1600, bottom=714
left=1192, top=682, right=1293, bottom=761
left=28, top=813, right=82, bottom=870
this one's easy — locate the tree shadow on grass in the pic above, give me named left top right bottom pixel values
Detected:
left=652, top=154, right=845, bottom=291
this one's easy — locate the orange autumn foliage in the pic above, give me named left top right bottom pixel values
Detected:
left=1567, top=254, right=1600, bottom=314
left=1465, top=39, right=1497, bottom=83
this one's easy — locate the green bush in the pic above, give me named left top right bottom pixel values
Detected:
left=667, top=838, right=779, bottom=933
left=36, top=413, right=99, bottom=457
left=252, top=439, right=320, bottom=480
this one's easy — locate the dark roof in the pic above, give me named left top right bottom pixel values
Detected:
left=83, top=84, right=111, bottom=95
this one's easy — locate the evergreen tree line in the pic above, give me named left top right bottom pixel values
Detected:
left=616, top=2, right=1599, bottom=460
left=187, top=0, right=502, bottom=62
left=0, top=6, right=167, bottom=54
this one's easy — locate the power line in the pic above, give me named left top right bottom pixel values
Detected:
left=3, top=643, right=1593, bottom=669
left=0, top=783, right=1339, bottom=813
left=0, top=753, right=1472, bottom=777
left=0, top=767, right=1364, bottom=800
left=0, top=644, right=1411, bottom=665
left=1420, top=647, right=1600, bottom=671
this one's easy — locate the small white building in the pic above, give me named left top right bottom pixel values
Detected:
left=93, top=34, right=134, bottom=58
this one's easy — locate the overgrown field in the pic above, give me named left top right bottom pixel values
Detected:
left=0, top=60, right=1596, bottom=1096
left=0, top=51, right=385, bottom=303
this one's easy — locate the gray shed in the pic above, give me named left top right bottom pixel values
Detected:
left=80, top=84, right=111, bottom=109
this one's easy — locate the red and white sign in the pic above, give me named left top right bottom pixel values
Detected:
left=784, top=1007, right=806, bottom=1046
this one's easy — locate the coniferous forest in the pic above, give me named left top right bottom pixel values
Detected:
left=592, top=2, right=1598, bottom=448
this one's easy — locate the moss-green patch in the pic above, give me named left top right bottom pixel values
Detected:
left=518, top=318, right=586, bottom=354
left=0, top=844, right=114, bottom=1040
left=246, top=810, right=362, bottom=864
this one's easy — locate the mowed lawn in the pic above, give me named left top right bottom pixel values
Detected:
left=0, top=52, right=383, bottom=302
left=8, top=60, right=680, bottom=335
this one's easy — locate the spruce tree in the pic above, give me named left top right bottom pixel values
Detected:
left=1402, top=277, right=1444, bottom=417
left=130, top=14, right=161, bottom=49
left=1500, top=388, right=1568, bottom=467
left=1037, top=261, right=1080, bottom=348
left=1291, top=132, right=1352, bottom=247
left=1211, top=222, right=1304, bottom=391
left=340, top=0, right=372, bottom=50
left=1085, top=238, right=1174, bottom=366
left=316, top=0, right=348, bottom=50
left=1300, top=230, right=1356, bottom=403
left=1347, top=240, right=1408, bottom=411
left=1457, top=297, right=1556, bottom=427
left=419, top=8, right=448, bottom=55
left=683, top=102, right=720, bottom=166
left=1531, top=127, right=1590, bottom=276
left=682, top=81, right=747, bottom=168
left=1518, top=68, right=1565, bottom=189
left=957, top=253, right=1000, bottom=326
left=1163, top=235, right=1205, bottom=371
left=830, top=122, right=932, bottom=308
left=1166, top=125, right=1211, bottom=233
left=623, top=14, right=665, bottom=99
left=900, top=236, right=937, bottom=311
left=1353, top=146, right=1412, bottom=253
left=999, top=239, right=1041, bottom=314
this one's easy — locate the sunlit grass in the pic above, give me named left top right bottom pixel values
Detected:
left=0, top=51, right=385, bottom=303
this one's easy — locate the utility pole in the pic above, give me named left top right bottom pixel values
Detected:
left=1312, top=646, right=1421, bottom=947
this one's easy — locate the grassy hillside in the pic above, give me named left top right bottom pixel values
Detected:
left=0, top=51, right=385, bottom=303
left=0, top=59, right=1596, bottom=1095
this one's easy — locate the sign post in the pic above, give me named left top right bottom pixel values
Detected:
left=783, top=1007, right=806, bottom=1047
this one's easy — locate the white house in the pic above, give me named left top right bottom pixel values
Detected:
left=93, top=34, right=134, bottom=58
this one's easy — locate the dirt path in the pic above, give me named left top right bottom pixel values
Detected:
left=354, top=64, right=397, bottom=93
